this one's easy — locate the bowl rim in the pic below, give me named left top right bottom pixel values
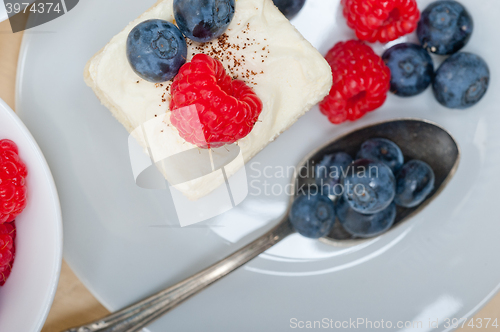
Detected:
left=0, top=97, right=63, bottom=332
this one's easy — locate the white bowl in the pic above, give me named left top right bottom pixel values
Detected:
left=0, top=98, right=62, bottom=332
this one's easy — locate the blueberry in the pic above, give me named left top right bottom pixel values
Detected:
left=174, top=0, right=235, bottom=43
left=417, top=0, right=473, bottom=55
left=126, top=19, right=187, bottom=83
left=342, top=159, right=396, bottom=214
left=289, top=193, right=336, bottom=239
left=272, top=0, right=306, bottom=20
left=336, top=197, right=396, bottom=238
left=356, top=138, right=404, bottom=173
left=315, top=152, right=353, bottom=197
left=382, top=43, right=434, bottom=97
left=395, top=160, right=435, bottom=208
left=433, top=52, right=490, bottom=109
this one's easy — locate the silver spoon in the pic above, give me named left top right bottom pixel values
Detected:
left=63, top=118, right=460, bottom=332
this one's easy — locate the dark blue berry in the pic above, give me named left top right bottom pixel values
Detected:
left=342, top=159, right=395, bottom=214
left=289, top=193, right=336, bottom=239
left=433, top=52, right=490, bottom=109
left=356, top=138, right=404, bottom=173
left=126, top=19, right=187, bottom=83
left=315, top=152, right=353, bottom=197
left=382, top=43, right=434, bottom=97
left=395, top=160, right=435, bottom=208
left=272, top=0, right=306, bottom=20
left=417, top=0, right=473, bottom=55
left=173, top=0, right=235, bottom=43
left=337, top=197, right=396, bottom=238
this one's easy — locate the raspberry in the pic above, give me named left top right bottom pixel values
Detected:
left=342, top=0, right=420, bottom=43
left=0, top=139, right=28, bottom=224
left=0, top=221, right=16, bottom=286
left=319, top=40, right=390, bottom=124
left=170, top=54, right=263, bottom=148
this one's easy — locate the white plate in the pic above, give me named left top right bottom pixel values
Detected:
left=0, top=98, right=62, bottom=332
left=16, top=0, right=500, bottom=331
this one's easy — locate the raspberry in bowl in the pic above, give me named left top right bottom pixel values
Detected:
left=0, top=139, right=28, bottom=225
left=0, top=138, right=27, bottom=287
left=0, top=221, right=16, bottom=286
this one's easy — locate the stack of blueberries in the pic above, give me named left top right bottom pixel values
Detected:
left=290, top=138, right=435, bottom=239
left=383, top=0, right=489, bottom=109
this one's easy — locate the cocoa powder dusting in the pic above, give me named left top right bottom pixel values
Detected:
left=159, top=23, right=269, bottom=106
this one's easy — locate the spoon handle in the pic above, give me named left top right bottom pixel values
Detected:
left=62, top=218, right=294, bottom=332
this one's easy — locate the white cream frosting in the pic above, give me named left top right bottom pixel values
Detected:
left=84, top=0, right=332, bottom=200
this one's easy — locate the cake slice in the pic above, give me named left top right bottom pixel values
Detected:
left=84, top=0, right=332, bottom=200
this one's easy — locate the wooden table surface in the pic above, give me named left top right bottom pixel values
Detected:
left=0, top=15, right=499, bottom=332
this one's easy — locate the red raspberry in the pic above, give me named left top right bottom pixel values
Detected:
left=0, top=139, right=28, bottom=224
left=0, top=221, right=16, bottom=286
left=170, top=54, right=263, bottom=148
left=342, top=0, right=420, bottom=43
left=319, top=40, right=390, bottom=124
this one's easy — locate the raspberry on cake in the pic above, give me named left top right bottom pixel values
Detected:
left=84, top=0, right=332, bottom=200
left=342, top=0, right=420, bottom=43
left=170, top=54, right=263, bottom=148
left=319, top=40, right=390, bottom=124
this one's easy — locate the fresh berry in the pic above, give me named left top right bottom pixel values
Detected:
left=356, top=138, right=404, bottom=174
left=126, top=19, right=187, bottom=83
left=289, top=193, right=336, bottom=239
left=342, top=159, right=395, bottom=214
left=417, top=0, right=473, bottom=55
left=316, top=152, right=353, bottom=197
left=272, top=0, right=306, bottom=20
left=0, top=221, right=16, bottom=286
left=170, top=54, right=263, bottom=148
left=341, top=0, right=420, bottom=43
left=382, top=43, right=434, bottom=97
left=337, top=197, right=396, bottom=238
left=174, top=0, right=235, bottom=43
left=433, top=52, right=490, bottom=109
left=395, top=160, right=435, bottom=208
left=319, top=40, right=390, bottom=124
left=0, top=140, right=28, bottom=224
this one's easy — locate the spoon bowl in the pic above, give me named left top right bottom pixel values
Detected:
left=293, top=118, right=460, bottom=246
